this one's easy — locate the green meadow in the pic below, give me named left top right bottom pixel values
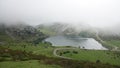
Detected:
left=57, top=49, right=120, bottom=65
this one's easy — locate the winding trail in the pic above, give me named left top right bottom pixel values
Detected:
left=53, top=48, right=76, bottom=59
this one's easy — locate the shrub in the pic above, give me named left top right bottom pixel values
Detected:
left=73, top=51, right=78, bottom=54
left=96, top=60, right=101, bottom=63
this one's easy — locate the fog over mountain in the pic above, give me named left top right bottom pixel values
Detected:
left=0, top=0, right=120, bottom=30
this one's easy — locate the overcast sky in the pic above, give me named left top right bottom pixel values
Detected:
left=0, top=0, right=120, bottom=27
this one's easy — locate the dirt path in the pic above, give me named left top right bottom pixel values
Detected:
left=53, top=48, right=76, bottom=59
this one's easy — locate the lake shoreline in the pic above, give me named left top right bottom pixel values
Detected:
left=45, top=35, right=107, bottom=50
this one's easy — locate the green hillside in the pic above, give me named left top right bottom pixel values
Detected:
left=0, top=23, right=120, bottom=68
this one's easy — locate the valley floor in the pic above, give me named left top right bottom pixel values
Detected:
left=0, top=42, right=120, bottom=68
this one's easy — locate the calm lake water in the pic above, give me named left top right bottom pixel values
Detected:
left=45, top=35, right=107, bottom=50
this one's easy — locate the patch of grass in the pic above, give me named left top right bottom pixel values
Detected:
left=38, top=28, right=57, bottom=36
left=0, top=33, right=13, bottom=42
left=59, top=49, right=120, bottom=66
left=105, top=40, right=120, bottom=49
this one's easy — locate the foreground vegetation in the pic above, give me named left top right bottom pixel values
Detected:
left=0, top=60, right=61, bottom=68
left=0, top=45, right=120, bottom=68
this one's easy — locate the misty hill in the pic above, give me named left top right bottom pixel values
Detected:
left=37, top=23, right=120, bottom=40
left=37, top=23, right=96, bottom=37
left=0, top=24, right=13, bottom=43
left=0, top=23, right=47, bottom=44
left=97, top=24, right=120, bottom=40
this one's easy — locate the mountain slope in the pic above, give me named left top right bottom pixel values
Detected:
left=0, top=23, right=47, bottom=44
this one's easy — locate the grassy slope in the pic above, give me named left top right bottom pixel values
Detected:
left=1, top=43, right=120, bottom=67
left=58, top=49, right=120, bottom=66
left=0, top=31, right=13, bottom=43
left=0, top=60, right=61, bottom=68
left=105, top=40, right=120, bottom=49
left=0, top=27, right=54, bottom=57
left=38, top=28, right=57, bottom=36
left=2, top=42, right=55, bottom=57
left=0, top=43, right=62, bottom=68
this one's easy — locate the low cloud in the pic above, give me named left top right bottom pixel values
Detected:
left=0, top=0, right=120, bottom=28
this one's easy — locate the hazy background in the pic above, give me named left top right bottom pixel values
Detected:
left=0, top=0, right=120, bottom=28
